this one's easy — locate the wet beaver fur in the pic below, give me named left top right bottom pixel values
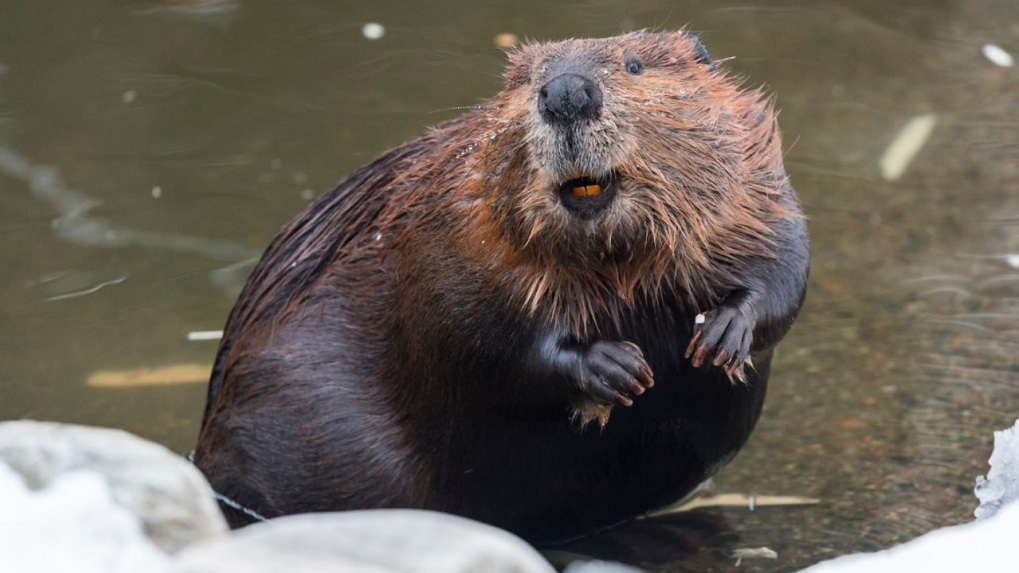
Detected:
left=194, top=30, right=809, bottom=545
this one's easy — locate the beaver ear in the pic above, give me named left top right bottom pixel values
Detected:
left=504, top=48, right=535, bottom=88
left=688, top=34, right=716, bottom=71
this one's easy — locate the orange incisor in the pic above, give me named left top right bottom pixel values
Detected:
left=571, top=183, right=602, bottom=197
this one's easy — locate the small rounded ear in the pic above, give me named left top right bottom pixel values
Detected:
left=687, top=34, right=716, bottom=71
left=504, top=48, right=534, bottom=88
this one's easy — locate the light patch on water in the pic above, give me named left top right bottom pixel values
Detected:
left=362, top=22, right=385, bottom=40
left=186, top=330, right=223, bottom=341
left=982, top=43, right=1014, bottom=68
left=45, top=276, right=128, bottom=302
left=879, top=113, right=938, bottom=181
left=0, top=146, right=260, bottom=297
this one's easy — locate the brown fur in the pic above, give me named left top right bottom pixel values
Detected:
left=195, top=30, right=809, bottom=545
left=369, top=31, right=798, bottom=338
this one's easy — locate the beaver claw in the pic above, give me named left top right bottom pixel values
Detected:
left=576, top=340, right=655, bottom=407
left=685, top=305, right=755, bottom=383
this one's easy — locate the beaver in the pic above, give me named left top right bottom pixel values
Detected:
left=193, top=30, right=809, bottom=545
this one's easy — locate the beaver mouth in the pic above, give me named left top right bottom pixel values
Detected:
left=557, top=173, right=616, bottom=218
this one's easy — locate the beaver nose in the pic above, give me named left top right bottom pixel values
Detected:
left=538, top=73, right=603, bottom=125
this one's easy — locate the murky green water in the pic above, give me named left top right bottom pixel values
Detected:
left=1, top=1, right=1017, bottom=571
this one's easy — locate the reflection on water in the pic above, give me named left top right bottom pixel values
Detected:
left=0, top=146, right=258, bottom=264
left=0, top=1, right=1016, bottom=571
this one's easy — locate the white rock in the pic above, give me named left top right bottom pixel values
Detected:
left=0, top=420, right=227, bottom=553
left=168, top=510, right=556, bottom=573
left=0, top=462, right=169, bottom=573
left=563, top=560, right=645, bottom=573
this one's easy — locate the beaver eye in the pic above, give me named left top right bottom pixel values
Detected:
left=624, top=56, right=644, bottom=75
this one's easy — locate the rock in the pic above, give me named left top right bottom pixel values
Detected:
left=562, top=560, right=645, bottom=573
left=795, top=500, right=1019, bottom=572
left=0, top=420, right=227, bottom=553
left=168, top=510, right=557, bottom=573
left=0, top=457, right=169, bottom=573
left=975, top=418, right=1019, bottom=519
left=6, top=417, right=1015, bottom=573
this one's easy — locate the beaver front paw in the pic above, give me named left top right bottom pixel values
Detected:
left=685, top=305, right=755, bottom=383
left=570, top=341, right=654, bottom=428
left=574, top=340, right=655, bottom=406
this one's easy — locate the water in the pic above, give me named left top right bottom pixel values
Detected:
left=1, top=1, right=1017, bottom=570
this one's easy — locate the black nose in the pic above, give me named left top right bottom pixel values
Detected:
left=538, top=73, right=603, bottom=125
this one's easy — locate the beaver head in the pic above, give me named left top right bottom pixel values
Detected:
left=436, top=31, right=795, bottom=336
left=518, top=31, right=716, bottom=222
